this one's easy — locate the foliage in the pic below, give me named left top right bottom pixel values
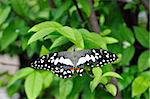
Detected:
left=0, top=0, right=149, bottom=99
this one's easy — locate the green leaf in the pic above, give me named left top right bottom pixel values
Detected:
left=118, top=72, right=134, bottom=90
left=134, top=26, right=150, bottom=48
left=53, top=0, right=71, bottom=20
left=138, top=50, right=150, bottom=72
left=92, top=67, right=102, bottom=77
left=141, top=71, right=150, bottom=81
left=102, top=72, right=123, bottom=79
left=124, top=3, right=135, bottom=10
left=120, top=25, right=135, bottom=44
left=25, top=71, right=43, bottom=99
left=83, top=83, right=95, bottom=99
left=50, top=36, right=69, bottom=50
left=28, top=21, right=62, bottom=32
left=41, top=71, right=53, bottom=89
left=21, top=36, right=30, bottom=50
left=103, top=37, right=118, bottom=44
left=57, top=27, right=84, bottom=49
left=27, top=42, right=39, bottom=58
left=113, top=25, right=135, bottom=44
left=11, top=0, right=29, bottom=17
left=105, top=84, right=117, bottom=96
left=57, top=26, right=75, bottom=41
left=132, top=76, right=149, bottom=97
left=101, top=64, right=113, bottom=73
left=99, top=14, right=105, bottom=26
left=100, top=29, right=111, bottom=36
left=59, top=79, right=73, bottom=99
left=40, top=45, right=49, bottom=56
left=119, top=46, right=135, bottom=65
left=78, top=0, right=91, bottom=16
left=7, top=80, right=22, bottom=96
left=28, top=28, right=55, bottom=45
left=90, top=77, right=100, bottom=92
left=79, top=29, right=107, bottom=49
left=7, top=67, right=34, bottom=87
left=114, top=53, right=122, bottom=64
left=90, top=67, right=102, bottom=92
left=0, top=6, right=11, bottom=25
left=73, top=29, right=84, bottom=49
left=68, top=77, right=84, bottom=99
left=100, top=76, right=108, bottom=85
left=44, top=34, right=61, bottom=42
left=0, top=23, right=19, bottom=50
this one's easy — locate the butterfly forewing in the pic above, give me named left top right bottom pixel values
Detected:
left=31, top=52, right=75, bottom=78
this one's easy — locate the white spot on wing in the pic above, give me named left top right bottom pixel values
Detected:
left=60, top=68, right=64, bottom=72
left=85, top=54, right=90, bottom=61
left=102, top=59, right=105, bottom=62
left=90, top=55, right=95, bottom=62
left=76, top=57, right=87, bottom=66
left=95, top=55, right=98, bottom=59
left=40, top=59, right=44, bottom=63
left=58, top=57, right=74, bottom=66
left=92, top=49, right=96, bottom=53
left=67, top=70, right=71, bottom=73
left=76, top=69, right=79, bottom=73
left=68, top=75, right=71, bottom=78
left=113, top=54, right=116, bottom=57
left=45, top=64, right=47, bottom=67
left=51, top=59, right=55, bottom=63
left=80, top=69, right=83, bottom=73
left=54, top=58, right=59, bottom=65
left=53, top=53, right=57, bottom=56
left=48, top=59, right=50, bottom=62
left=63, top=71, right=67, bottom=75
left=50, top=56, right=54, bottom=59
left=95, top=53, right=99, bottom=55
left=76, top=54, right=98, bottom=66
left=55, top=67, right=59, bottom=70
left=106, top=54, right=109, bottom=58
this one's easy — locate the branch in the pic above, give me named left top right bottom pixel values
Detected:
left=111, top=78, right=122, bottom=99
left=88, top=0, right=100, bottom=33
left=72, top=0, right=85, bottom=22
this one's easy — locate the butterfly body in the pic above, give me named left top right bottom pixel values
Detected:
left=31, top=49, right=118, bottom=78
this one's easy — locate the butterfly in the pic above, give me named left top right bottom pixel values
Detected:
left=31, top=49, right=118, bottom=78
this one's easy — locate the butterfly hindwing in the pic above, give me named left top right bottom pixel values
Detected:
left=31, top=52, right=75, bottom=78
left=76, top=49, right=118, bottom=67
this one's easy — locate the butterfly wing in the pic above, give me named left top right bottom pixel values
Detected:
left=76, top=49, right=118, bottom=67
left=31, top=49, right=118, bottom=78
left=31, top=52, right=75, bottom=78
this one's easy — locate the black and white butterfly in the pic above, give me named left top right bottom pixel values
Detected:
left=31, top=49, right=118, bottom=78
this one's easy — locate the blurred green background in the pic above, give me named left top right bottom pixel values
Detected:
left=0, top=0, right=149, bottom=99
